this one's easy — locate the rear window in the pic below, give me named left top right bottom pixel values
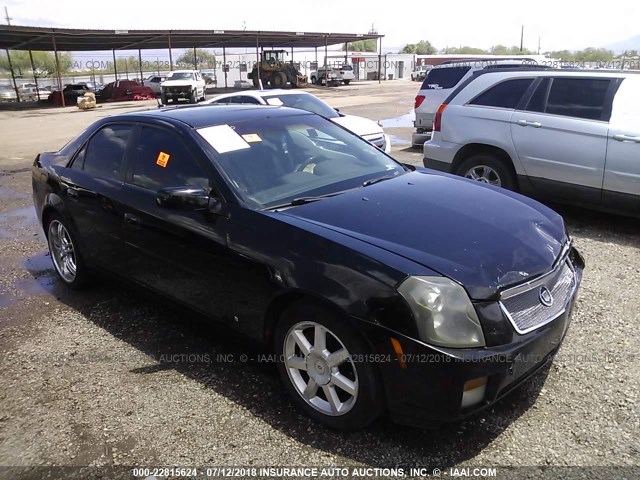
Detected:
left=545, top=78, right=611, bottom=121
left=340, top=65, right=353, bottom=71
left=421, top=67, right=471, bottom=90
left=470, top=79, right=534, bottom=109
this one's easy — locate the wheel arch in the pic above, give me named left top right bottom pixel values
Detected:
left=452, top=143, right=520, bottom=181
left=262, top=290, right=375, bottom=354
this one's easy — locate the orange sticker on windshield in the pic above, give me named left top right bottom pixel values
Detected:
left=242, top=133, right=262, bottom=143
left=156, top=152, right=170, bottom=167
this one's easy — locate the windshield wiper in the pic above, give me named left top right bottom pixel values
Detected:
left=362, top=175, right=395, bottom=187
left=264, top=192, right=343, bottom=211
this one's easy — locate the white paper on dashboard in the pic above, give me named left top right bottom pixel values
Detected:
left=197, top=125, right=251, bottom=154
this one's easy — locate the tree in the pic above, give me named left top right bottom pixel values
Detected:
left=175, top=48, right=216, bottom=69
left=0, top=50, right=73, bottom=77
left=441, top=46, right=488, bottom=55
left=489, top=45, right=535, bottom=55
left=574, top=48, right=614, bottom=62
left=400, top=40, right=436, bottom=55
left=342, top=40, right=377, bottom=52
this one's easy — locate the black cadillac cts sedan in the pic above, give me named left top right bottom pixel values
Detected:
left=32, top=105, right=584, bottom=429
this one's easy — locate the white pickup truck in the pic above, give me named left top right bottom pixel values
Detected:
left=160, top=70, right=206, bottom=104
left=310, top=67, right=340, bottom=87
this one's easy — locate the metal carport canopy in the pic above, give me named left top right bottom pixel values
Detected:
left=0, top=25, right=383, bottom=51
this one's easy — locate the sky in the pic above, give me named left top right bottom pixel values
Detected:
left=3, top=0, right=639, bottom=52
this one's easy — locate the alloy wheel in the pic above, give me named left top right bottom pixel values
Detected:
left=283, top=321, right=358, bottom=416
left=48, top=219, right=77, bottom=283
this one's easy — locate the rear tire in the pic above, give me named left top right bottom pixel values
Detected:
left=343, top=80, right=351, bottom=85
left=274, top=301, right=384, bottom=430
left=310, top=76, right=317, bottom=85
left=45, top=213, right=91, bottom=290
left=273, top=72, right=286, bottom=88
left=456, top=154, right=517, bottom=191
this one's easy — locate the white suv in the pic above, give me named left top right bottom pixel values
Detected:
left=160, top=70, right=206, bottom=104
left=423, top=69, right=640, bottom=216
left=412, top=58, right=544, bottom=146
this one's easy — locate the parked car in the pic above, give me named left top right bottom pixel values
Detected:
left=142, top=75, right=166, bottom=94
left=32, top=104, right=583, bottom=430
left=0, top=85, right=18, bottom=102
left=160, top=70, right=206, bottom=104
left=205, top=89, right=391, bottom=153
left=78, top=81, right=104, bottom=92
left=310, top=67, right=340, bottom=86
left=412, top=58, right=546, bottom=146
left=19, top=86, right=51, bottom=101
left=335, top=64, right=355, bottom=85
left=411, top=65, right=430, bottom=82
left=423, top=69, right=640, bottom=216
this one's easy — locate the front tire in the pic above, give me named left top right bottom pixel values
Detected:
left=274, top=301, right=384, bottom=430
left=343, top=80, right=351, bottom=85
left=456, top=154, right=517, bottom=191
left=190, top=89, right=198, bottom=104
left=46, top=214, right=91, bottom=289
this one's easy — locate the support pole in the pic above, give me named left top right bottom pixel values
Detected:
left=112, top=49, right=118, bottom=82
left=193, top=46, right=198, bottom=70
left=223, top=46, right=227, bottom=89
left=5, top=49, right=20, bottom=103
left=345, top=42, right=348, bottom=63
left=324, top=35, right=328, bottom=87
left=28, top=50, right=40, bottom=101
left=256, top=36, right=261, bottom=89
left=52, top=33, right=65, bottom=107
left=138, top=48, right=143, bottom=83
left=168, top=34, right=173, bottom=71
left=378, top=36, right=382, bottom=84
left=291, top=46, right=294, bottom=65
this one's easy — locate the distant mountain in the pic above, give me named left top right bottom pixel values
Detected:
left=605, top=35, right=640, bottom=54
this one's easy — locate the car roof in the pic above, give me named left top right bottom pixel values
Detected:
left=471, top=68, right=639, bottom=79
left=207, top=89, right=312, bottom=102
left=115, top=104, right=311, bottom=129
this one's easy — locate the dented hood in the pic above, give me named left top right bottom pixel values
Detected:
left=281, top=170, right=567, bottom=299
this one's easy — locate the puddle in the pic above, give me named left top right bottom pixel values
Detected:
left=379, top=110, right=415, bottom=128
left=388, top=134, right=412, bottom=146
left=0, top=185, right=28, bottom=200
left=0, top=206, right=39, bottom=239
left=0, top=254, right=57, bottom=310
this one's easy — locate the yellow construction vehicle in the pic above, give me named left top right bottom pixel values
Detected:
left=248, top=50, right=308, bottom=88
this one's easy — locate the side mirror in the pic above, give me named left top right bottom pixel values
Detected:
left=334, top=108, right=340, bottom=113
left=157, top=186, right=210, bottom=210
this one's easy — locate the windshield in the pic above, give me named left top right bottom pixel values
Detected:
left=197, top=114, right=404, bottom=209
left=263, top=94, right=339, bottom=119
left=167, top=72, right=194, bottom=80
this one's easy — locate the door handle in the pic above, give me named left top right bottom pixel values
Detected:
left=67, top=187, right=79, bottom=197
left=613, top=134, right=640, bottom=143
left=516, top=120, right=542, bottom=128
left=124, top=213, right=141, bottom=225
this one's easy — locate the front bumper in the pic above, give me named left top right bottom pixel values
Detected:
left=162, top=88, right=192, bottom=100
left=361, top=248, right=583, bottom=428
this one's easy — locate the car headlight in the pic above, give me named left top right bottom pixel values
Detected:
left=398, top=276, right=485, bottom=348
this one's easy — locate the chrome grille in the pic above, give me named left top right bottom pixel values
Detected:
left=367, top=136, right=386, bottom=150
left=500, top=261, right=575, bottom=334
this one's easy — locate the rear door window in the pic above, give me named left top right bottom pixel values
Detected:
left=129, top=126, right=209, bottom=191
left=525, top=78, right=551, bottom=113
left=545, top=78, right=612, bottom=120
left=421, top=67, right=471, bottom=90
left=81, top=124, right=132, bottom=179
left=470, top=79, right=534, bottom=109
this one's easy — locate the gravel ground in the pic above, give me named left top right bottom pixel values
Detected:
left=0, top=81, right=638, bottom=480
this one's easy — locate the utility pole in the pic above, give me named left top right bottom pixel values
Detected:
left=538, top=36, right=541, bottom=55
left=520, top=25, right=524, bottom=53
left=4, top=6, right=12, bottom=25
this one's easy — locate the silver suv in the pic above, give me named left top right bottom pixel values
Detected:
left=412, top=58, right=545, bottom=145
left=423, top=69, right=640, bottom=216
